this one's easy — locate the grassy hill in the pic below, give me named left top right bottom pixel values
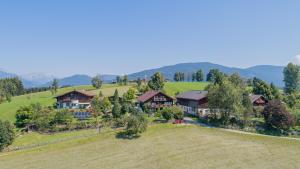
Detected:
left=164, top=82, right=209, bottom=96
left=1, top=124, right=299, bottom=169
left=0, top=82, right=208, bottom=122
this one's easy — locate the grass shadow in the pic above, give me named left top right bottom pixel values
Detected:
left=115, top=131, right=140, bottom=140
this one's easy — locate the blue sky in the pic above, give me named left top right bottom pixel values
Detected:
left=0, top=0, right=300, bottom=77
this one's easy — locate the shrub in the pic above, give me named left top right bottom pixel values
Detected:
left=15, top=106, right=34, bottom=128
left=0, top=120, right=15, bottom=151
left=262, top=100, right=295, bottom=130
left=125, top=114, right=148, bottom=137
left=172, top=106, right=184, bottom=120
left=161, top=108, right=173, bottom=121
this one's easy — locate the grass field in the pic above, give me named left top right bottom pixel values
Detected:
left=0, top=82, right=208, bottom=122
left=1, top=124, right=300, bottom=169
left=0, top=84, right=131, bottom=122
left=164, top=82, right=209, bottom=96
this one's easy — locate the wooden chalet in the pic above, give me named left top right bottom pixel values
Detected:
left=249, top=94, right=268, bottom=107
left=55, top=90, right=96, bottom=109
left=176, top=90, right=209, bottom=117
left=137, top=90, right=174, bottom=111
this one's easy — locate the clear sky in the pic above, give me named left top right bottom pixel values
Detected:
left=1, top=0, right=300, bottom=77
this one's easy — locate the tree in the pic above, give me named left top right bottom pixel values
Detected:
left=0, top=120, right=15, bottom=151
left=123, top=75, right=128, bottom=85
left=123, top=88, right=136, bottom=102
left=137, top=78, right=142, bottom=89
left=229, top=73, right=245, bottom=88
left=113, top=89, right=119, bottom=103
left=192, top=73, right=196, bottom=82
left=283, top=63, right=300, bottom=94
left=174, top=72, right=184, bottom=82
left=91, top=75, right=103, bottom=89
left=262, top=100, right=295, bottom=130
left=50, top=79, right=59, bottom=95
left=112, top=101, right=121, bottom=118
left=99, top=90, right=104, bottom=97
left=124, top=114, right=148, bottom=137
left=242, top=92, right=253, bottom=126
left=252, top=77, right=274, bottom=100
left=195, top=69, right=204, bottom=82
left=174, top=72, right=180, bottom=82
left=91, top=96, right=103, bottom=117
left=112, top=89, right=121, bottom=118
left=116, top=76, right=122, bottom=85
left=206, top=78, right=244, bottom=125
left=270, top=83, right=281, bottom=99
left=206, top=69, right=226, bottom=85
left=148, top=72, right=165, bottom=90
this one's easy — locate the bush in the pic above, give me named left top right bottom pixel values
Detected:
left=53, top=109, right=74, bottom=126
left=125, top=114, right=148, bottom=137
left=0, top=120, right=15, bottom=151
left=15, top=106, right=34, bottom=128
left=172, top=106, right=184, bottom=120
left=262, top=100, right=295, bottom=131
left=161, top=108, right=173, bottom=121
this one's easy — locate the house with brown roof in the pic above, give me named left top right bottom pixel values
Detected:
left=55, top=90, right=96, bottom=109
left=137, top=90, right=174, bottom=111
left=176, top=90, right=209, bottom=116
left=249, top=94, right=268, bottom=107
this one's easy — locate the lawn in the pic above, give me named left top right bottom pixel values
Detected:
left=0, top=84, right=131, bottom=122
left=1, top=124, right=300, bottom=169
left=164, top=82, right=209, bottom=96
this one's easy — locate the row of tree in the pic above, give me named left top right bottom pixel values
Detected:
left=0, top=77, right=24, bottom=103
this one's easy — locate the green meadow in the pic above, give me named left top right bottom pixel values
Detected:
left=1, top=124, right=300, bottom=169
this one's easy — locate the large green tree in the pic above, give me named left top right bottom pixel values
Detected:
left=148, top=72, right=165, bottom=90
left=206, top=78, right=244, bottom=125
left=283, top=63, right=300, bottom=94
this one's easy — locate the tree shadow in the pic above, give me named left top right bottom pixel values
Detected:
left=115, top=131, right=141, bottom=140
left=152, top=119, right=168, bottom=123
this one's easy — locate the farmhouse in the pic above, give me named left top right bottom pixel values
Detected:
left=249, top=94, right=268, bottom=107
left=55, top=90, right=96, bottom=109
left=137, top=90, right=174, bottom=111
left=176, top=90, right=209, bottom=116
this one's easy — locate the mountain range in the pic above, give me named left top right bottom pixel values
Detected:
left=0, top=62, right=285, bottom=88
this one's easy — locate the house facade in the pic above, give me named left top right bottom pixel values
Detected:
left=55, top=90, right=96, bottom=109
left=137, top=90, right=174, bottom=111
left=176, top=90, right=209, bottom=117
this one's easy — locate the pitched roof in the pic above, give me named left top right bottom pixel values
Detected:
left=137, top=90, right=173, bottom=103
left=55, top=90, right=96, bottom=98
left=176, top=90, right=208, bottom=101
left=249, top=94, right=265, bottom=103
